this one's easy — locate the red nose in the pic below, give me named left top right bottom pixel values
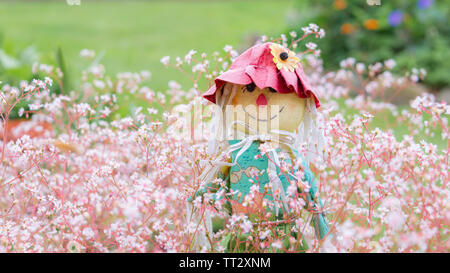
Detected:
left=256, top=94, right=267, bottom=106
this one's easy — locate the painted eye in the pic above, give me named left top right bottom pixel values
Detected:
left=245, top=83, right=256, bottom=92
left=269, top=87, right=277, bottom=93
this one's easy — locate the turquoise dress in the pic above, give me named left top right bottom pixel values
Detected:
left=227, top=139, right=292, bottom=204
left=192, top=140, right=329, bottom=242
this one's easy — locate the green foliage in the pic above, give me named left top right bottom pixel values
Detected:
left=0, top=33, right=38, bottom=86
left=55, top=45, right=72, bottom=93
left=291, top=0, right=450, bottom=89
left=0, top=35, right=70, bottom=119
left=0, top=34, right=37, bottom=119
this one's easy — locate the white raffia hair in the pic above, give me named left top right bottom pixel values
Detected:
left=206, top=83, right=327, bottom=164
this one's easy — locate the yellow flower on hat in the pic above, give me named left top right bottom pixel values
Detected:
left=270, top=43, right=300, bottom=72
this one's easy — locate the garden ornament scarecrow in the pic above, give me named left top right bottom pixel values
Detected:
left=188, top=42, right=329, bottom=252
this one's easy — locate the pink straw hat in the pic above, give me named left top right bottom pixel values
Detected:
left=203, top=42, right=320, bottom=108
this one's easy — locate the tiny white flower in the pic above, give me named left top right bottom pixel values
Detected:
left=160, top=56, right=170, bottom=67
left=306, top=42, right=317, bottom=50
left=223, top=45, right=233, bottom=53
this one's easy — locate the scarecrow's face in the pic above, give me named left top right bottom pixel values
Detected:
left=226, top=83, right=306, bottom=135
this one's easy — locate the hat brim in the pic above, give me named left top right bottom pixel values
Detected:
left=203, top=68, right=251, bottom=104
left=203, top=65, right=320, bottom=108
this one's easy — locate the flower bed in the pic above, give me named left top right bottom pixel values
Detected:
left=0, top=27, right=447, bottom=253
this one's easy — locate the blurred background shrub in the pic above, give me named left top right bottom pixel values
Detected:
left=289, top=0, right=449, bottom=90
left=0, top=34, right=67, bottom=119
left=0, top=33, right=38, bottom=86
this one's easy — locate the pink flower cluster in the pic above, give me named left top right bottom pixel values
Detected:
left=0, top=27, right=448, bottom=252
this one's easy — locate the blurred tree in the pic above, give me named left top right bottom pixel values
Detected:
left=289, top=0, right=450, bottom=90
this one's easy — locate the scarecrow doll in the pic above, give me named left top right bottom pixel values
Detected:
left=187, top=42, right=329, bottom=252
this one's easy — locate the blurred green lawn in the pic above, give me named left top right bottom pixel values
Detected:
left=0, top=0, right=294, bottom=91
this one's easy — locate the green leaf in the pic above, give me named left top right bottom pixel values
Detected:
left=55, top=45, right=71, bottom=93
